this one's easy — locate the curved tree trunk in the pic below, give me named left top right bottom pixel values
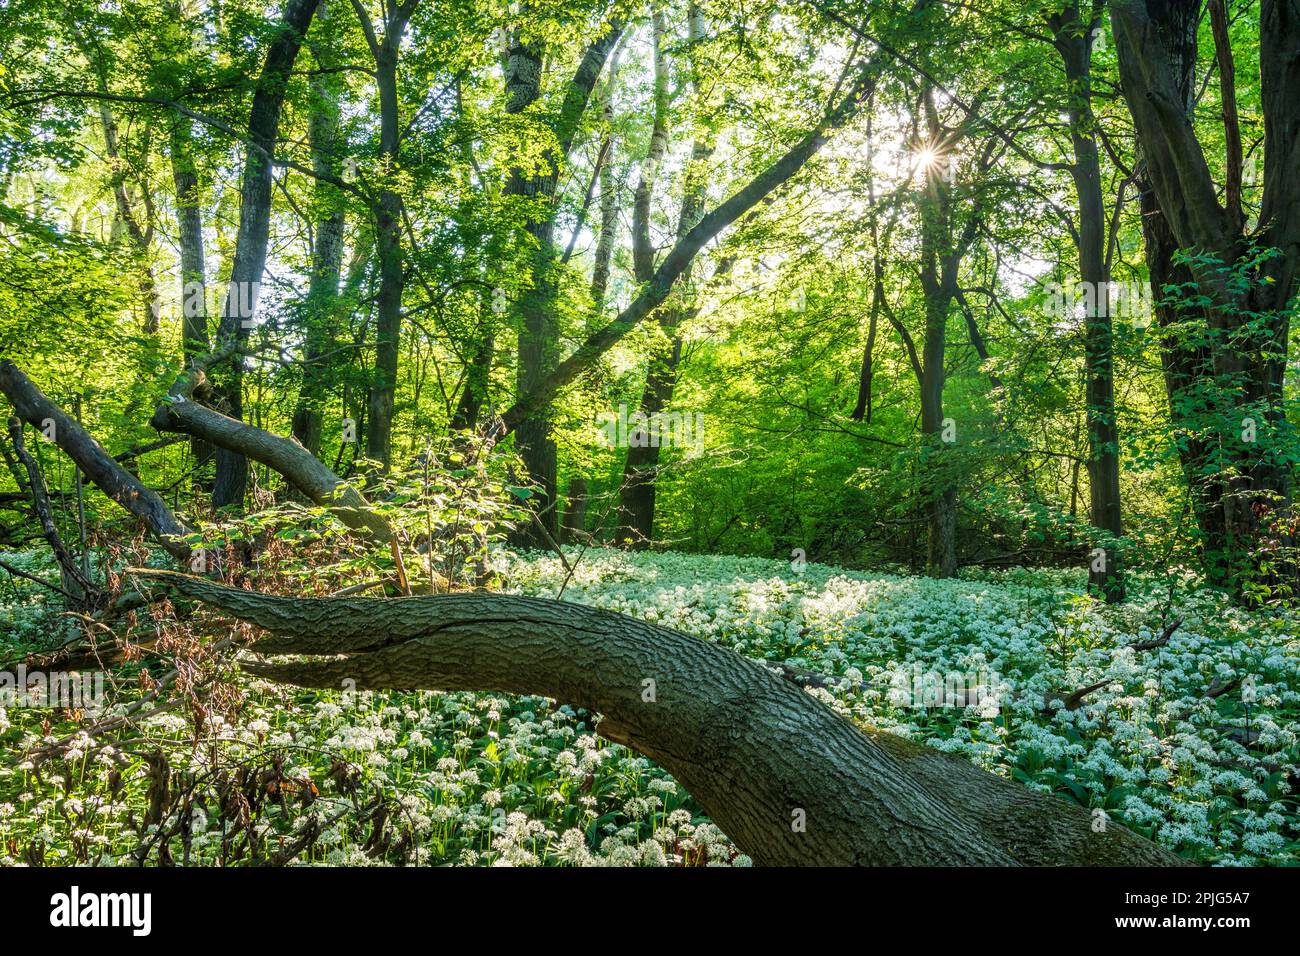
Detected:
left=150, top=398, right=392, bottom=545
left=135, top=569, right=1188, bottom=868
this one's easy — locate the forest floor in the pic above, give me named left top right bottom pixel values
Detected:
left=0, top=547, right=1297, bottom=866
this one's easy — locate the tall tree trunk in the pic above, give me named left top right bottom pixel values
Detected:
left=590, top=147, right=619, bottom=308
left=917, top=93, right=958, bottom=579
left=1141, top=176, right=1229, bottom=574
left=72, top=12, right=163, bottom=339
left=505, top=34, right=557, bottom=545
left=616, top=125, right=715, bottom=545
left=169, top=115, right=213, bottom=472
left=353, top=2, right=421, bottom=470
left=851, top=114, right=885, bottom=423
left=365, top=37, right=407, bottom=471
left=919, top=289, right=957, bottom=578
left=293, top=61, right=347, bottom=459
left=505, top=22, right=624, bottom=547
left=616, top=5, right=673, bottom=548
left=210, top=0, right=322, bottom=508
left=1113, top=0, right=1299, bottom=590
left=99, top=101, right=160, bottom=332
left=1051, top=3, right=1124, bottom=602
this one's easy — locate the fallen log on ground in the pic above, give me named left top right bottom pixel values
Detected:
left=134, top=569, right=1190, bottom=867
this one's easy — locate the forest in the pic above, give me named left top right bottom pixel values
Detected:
left=0, top=0, right=1297, bottom=878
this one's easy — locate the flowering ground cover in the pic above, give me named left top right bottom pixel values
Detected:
left=1, top=547, right=1297, bottom=866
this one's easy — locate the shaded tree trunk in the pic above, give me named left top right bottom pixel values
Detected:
left=1126, top=0, right=1222, bottom=568
left=560, top=476, right=588, bottom=543
left=919, top=290, right=957, bottom=578
left=1141, top=178, right=1228, bottom=571
left=505, top=34, right=557, bottom=545
left=1050, top=2, right=1124, bottom=602
left=1113, top=0, right=1300, bottom=590
left=617, top=334, right=683, bottom=546
left=364, top=22, right=411, bottom=470
left=505, top=22, right=624, bottom=547
left=917, top=92, right=958, bottom=580
left=293, top=61, right=347, bottom=459
left=450, top=332, right=494, bottom=433
left=169, top=115, right=214, bottom=473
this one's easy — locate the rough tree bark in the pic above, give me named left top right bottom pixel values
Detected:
left=506, top=20, right=624, bottom=547
left=135, top=569, right=1189, bottom=868
left=1112, top=0, right=1300, bottom=588
left=210, top=0, right=322, bottom=508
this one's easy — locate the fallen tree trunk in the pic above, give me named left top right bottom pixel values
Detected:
left=135, top=569, right=1189, bottom=867
left=0, top=360, right=191, bottom=560
left=150, top=398, right=392, bottom=545
left=2, top=359, right=392, bottom=569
